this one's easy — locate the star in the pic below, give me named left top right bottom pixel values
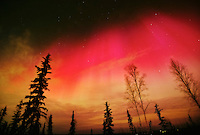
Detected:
left=68, top=16, right=72, bottom=20
left=57, top=16, right=61, bottom=22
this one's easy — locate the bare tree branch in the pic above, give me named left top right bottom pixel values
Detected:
left=170, top=59, right=200, bottom=109
left=125, top=64, right=149, bottom=128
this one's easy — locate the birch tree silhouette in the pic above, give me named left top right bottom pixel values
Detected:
left=125, top=64, right=149, bottom=128
left=21, top=54, right=52, bottom=135
left=170, top=59, right=200, bottom=109
left=125, top=74, right=141, bottom=128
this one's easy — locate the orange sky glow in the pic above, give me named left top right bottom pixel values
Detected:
left=0, top=12, right=200, bottom=134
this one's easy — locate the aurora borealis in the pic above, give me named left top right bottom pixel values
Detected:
left=0, top=1, right=200, bottom=134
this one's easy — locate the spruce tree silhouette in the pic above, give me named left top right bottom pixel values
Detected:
left=47, top=115, right=53, bottom=135
left=21, top=54, right=51, bottom=135
left=103, top=120, right=106, bottom=135
left=154, top=104, right=172, bottom=131
left=10, top=100, right=23, bottom=135
left=0, top=106, right=7, bottom=134
left=103, top=102, right=114, bottom=135
left=0, top=106, right=7, bottom=125
left=127, top=110, right=136, bottom=134
left=41, top=123, right=45, bottom=135
left=90, top=129, right=93, bottom=135
left=69, top=111, right=76, bottom=135
left=149, top=120, right=152, bottom=134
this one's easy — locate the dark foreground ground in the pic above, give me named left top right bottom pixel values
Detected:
left=54, top=127, right=199, bottom=135
left=48, top=122, right=200, bottom=135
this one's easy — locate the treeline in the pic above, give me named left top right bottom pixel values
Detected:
left=0, top=54, right=199, bottom=135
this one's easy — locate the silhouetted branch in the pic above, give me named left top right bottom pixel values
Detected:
left=170, top=59, right=200, bottom=109
left=125, top=64, right=149, bottom=128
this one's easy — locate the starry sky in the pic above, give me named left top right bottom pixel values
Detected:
left=0, top=0, right=200, bottom=134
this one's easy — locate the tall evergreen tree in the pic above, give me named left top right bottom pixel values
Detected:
left=127, top=110, right=136, bottom=134
left=41, top=123, right=45, bottom=135
left=0, top=106, right=7, bottom=124
left=103, top=120, right=106, bottom=135
left=155, top=104, right=175, bottom=134
left=47, top=114, right=53, bottom=135
left=149, top=120, right=152, bottom=134
left=22, top=54, right=51, bottom=135
left=69, top=111, right=76, bottom=135
left=0, top=106, right=8, bottom=134
left=90, top=129, right=93, bottom=135
left=10, top=100, right=23, bottom=135
left=103, top=102, right=114, bottom=135
left=154, top=104, right=171, bottom=130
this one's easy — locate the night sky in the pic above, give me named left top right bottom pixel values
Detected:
left=0, top=0, right=200, bottom=134
left=1, top=0, right=199, bottom=48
